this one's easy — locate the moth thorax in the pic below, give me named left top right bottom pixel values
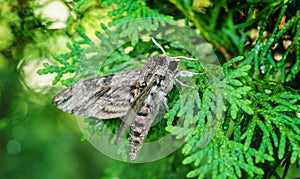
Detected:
left=154, top=56, right=166, bottom=66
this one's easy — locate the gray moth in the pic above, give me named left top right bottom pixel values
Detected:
left=53, top=40, right=199, bottom=161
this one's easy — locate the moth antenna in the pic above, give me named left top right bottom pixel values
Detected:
left=151, top=38, right=166, bottom=55
left=172, top=56, right=197, bottom=61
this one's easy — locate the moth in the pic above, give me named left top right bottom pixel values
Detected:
left=53, top=39, right=199, bottom=161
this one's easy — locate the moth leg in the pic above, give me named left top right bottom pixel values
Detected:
left=175, top=79, right=196, bottom=89
left=163, top=97, right=169, bottom=111
left=172, top=56, right=197, bottom=61
left=155, top=91, right=169, bottom=111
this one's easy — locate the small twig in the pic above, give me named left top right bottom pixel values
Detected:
left=172, top=56, right=197, bottom=61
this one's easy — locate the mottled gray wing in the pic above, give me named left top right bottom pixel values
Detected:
left=53, top=70, right=140, bottom=119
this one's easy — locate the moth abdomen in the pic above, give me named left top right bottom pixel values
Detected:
left=133, top=140, right=141, bottom=145
left=134, top=121, right=145, bottom=128
left=137, top=112, right=148, bottom=117
left=133, top=131, right=141, bottom=137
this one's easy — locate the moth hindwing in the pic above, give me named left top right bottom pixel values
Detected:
left=53, top=55, right=186, bottom=161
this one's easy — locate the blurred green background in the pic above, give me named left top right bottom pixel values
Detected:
left=0, top=1, right=123, bottom=178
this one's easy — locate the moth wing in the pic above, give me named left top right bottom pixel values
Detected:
left=53, top=70, right=140, bottom=119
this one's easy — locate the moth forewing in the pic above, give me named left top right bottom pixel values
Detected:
left=52, top=70, right=141, bottom=119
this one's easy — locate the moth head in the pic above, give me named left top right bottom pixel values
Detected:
left=151, top=38, right=196, bottom=72
left=156, top=55, right=180, bottom=72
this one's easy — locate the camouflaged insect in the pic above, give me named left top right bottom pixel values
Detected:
left=53, top=39, right=199, bottom=161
